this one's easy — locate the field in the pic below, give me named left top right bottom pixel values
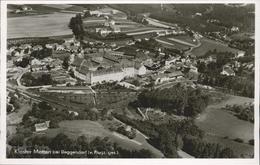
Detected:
left=195, top=95, right=254, bottom=157
left=7, top=4, right=62, bottom=17
left=191, top=37, right=240, bottom=56
left=42, top=4, right=74, bottom=10
left=230, top=32, right=255, bottom=40
left=170, top=35, right=199, bottom=46
left=156, top=37, right=191, bottom=51
left=43, top=120, right=164, bottom=157
left=8, top=12, right=74, bottom=39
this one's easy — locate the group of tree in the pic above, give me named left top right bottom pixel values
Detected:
left=30, top=47, right=52, bottom=60
left=85, top=30, right=132, bottom=40
left=7, top=38, right=64, bottom=48
left=134, top=38, right=160, bottom=53
left=223, top=103, right=254, bottom=123
left=229, top=38, right=254, bottom=55
left=113, top=113, right=237, bottom=158
left=113, top=113, right=205, bottom=158
left=8, top=134, right=153, bottom=158
left=7, top=92, right=20, bottom=112
left=22, top=101, right=109, bottom=129
left=14, top=56, right=30, bottom=68
left=21, top=72, right=53, bottom=86
left=197, top=50, right=236, bottom=75
left=198, top=74, right=254, bottom=98
left=182, top=136, right=235, bottom=158
left=68, top=14, right=84, bottom=40
left=62, top=56, right=70, bottom=70
left=197, top=50, right=254, bottom=98
left=149, top=4, right=254, bottom=35
left=135, top=84, right=209, bottom=117
left=127, top=13, right=149, bottom=25
left=22, top=102, right=74, bottom=129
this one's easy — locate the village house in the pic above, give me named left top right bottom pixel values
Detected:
left=35, top=121, right=50, bottom=132
left=220, top=66, right=236, bottom=76
left=153, top=71, right=184, bottom=85
left=231, top=26, right=239, bottom=32
left=165, top=56, right=177, bottom=68
left=118, top=82, right=140, bottom=90
left=236, top=50, right=246, bottom=58
left=68, top=111, right=79, bottom=117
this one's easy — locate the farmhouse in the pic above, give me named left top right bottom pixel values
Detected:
left=35, top=121, right=50, bottom=132
left=153, top=71, right=184, bottom=85
left=165, top=56, right=177, bottom=67
left=221, top=66, right=235, bottom=76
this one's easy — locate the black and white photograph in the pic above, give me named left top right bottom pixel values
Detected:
left=1, top=1, right=259, bottom=164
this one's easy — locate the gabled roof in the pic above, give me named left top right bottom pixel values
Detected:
left=223, top=66, right=235, bottom=75
left=152, top=71, right=183, bottom=80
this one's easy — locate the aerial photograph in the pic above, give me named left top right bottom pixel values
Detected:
left=6, top=4, right=255, bottom=158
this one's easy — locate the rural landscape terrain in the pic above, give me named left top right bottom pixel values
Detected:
left=6, top=4, right=255, bottom=158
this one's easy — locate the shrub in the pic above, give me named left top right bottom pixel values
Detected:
left=248, top=139, right=254, bottom=145
left=233, top=138, right=244, bottom=143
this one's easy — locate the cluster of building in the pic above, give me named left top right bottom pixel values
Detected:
left=94, top=19, right=121, bottom=37
left=71, top=50, right=147, bottom=84
left=12, top=5, right=32, bottom=14
left=88, top=7, right=127, bottom=20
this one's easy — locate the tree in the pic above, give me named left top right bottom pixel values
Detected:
left=219, top=148, right=235, bottom=158
left=76, top=135, right=89, bottom=150
left=14, top=56, right=30, bottom=68
left=69, top=14, right=84, bottom=40
left=49, top=133, right=72, bottom=150
left=9, top=134, right=25, bottom=146
left=248, top=139, right=254, bottom=146
left=62, top=56, right=69, bottom=70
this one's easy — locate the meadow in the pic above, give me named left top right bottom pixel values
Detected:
left=191, top=37, right=240, bottom=56
left=8, top=12, right=74, bottom=39
left=195, top=95, right=254, bottom=157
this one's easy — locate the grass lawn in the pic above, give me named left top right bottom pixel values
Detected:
left=191, top=37, right=240, bottom=56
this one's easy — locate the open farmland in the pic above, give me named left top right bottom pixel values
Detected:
left=42, top=4, right=74, bottom=10
left=7, top=12, right=74, bottom=39
left=191, top=37, right=240, bottom=56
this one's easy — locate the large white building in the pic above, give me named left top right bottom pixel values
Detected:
left=73, top=52, right=147, bottom=84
